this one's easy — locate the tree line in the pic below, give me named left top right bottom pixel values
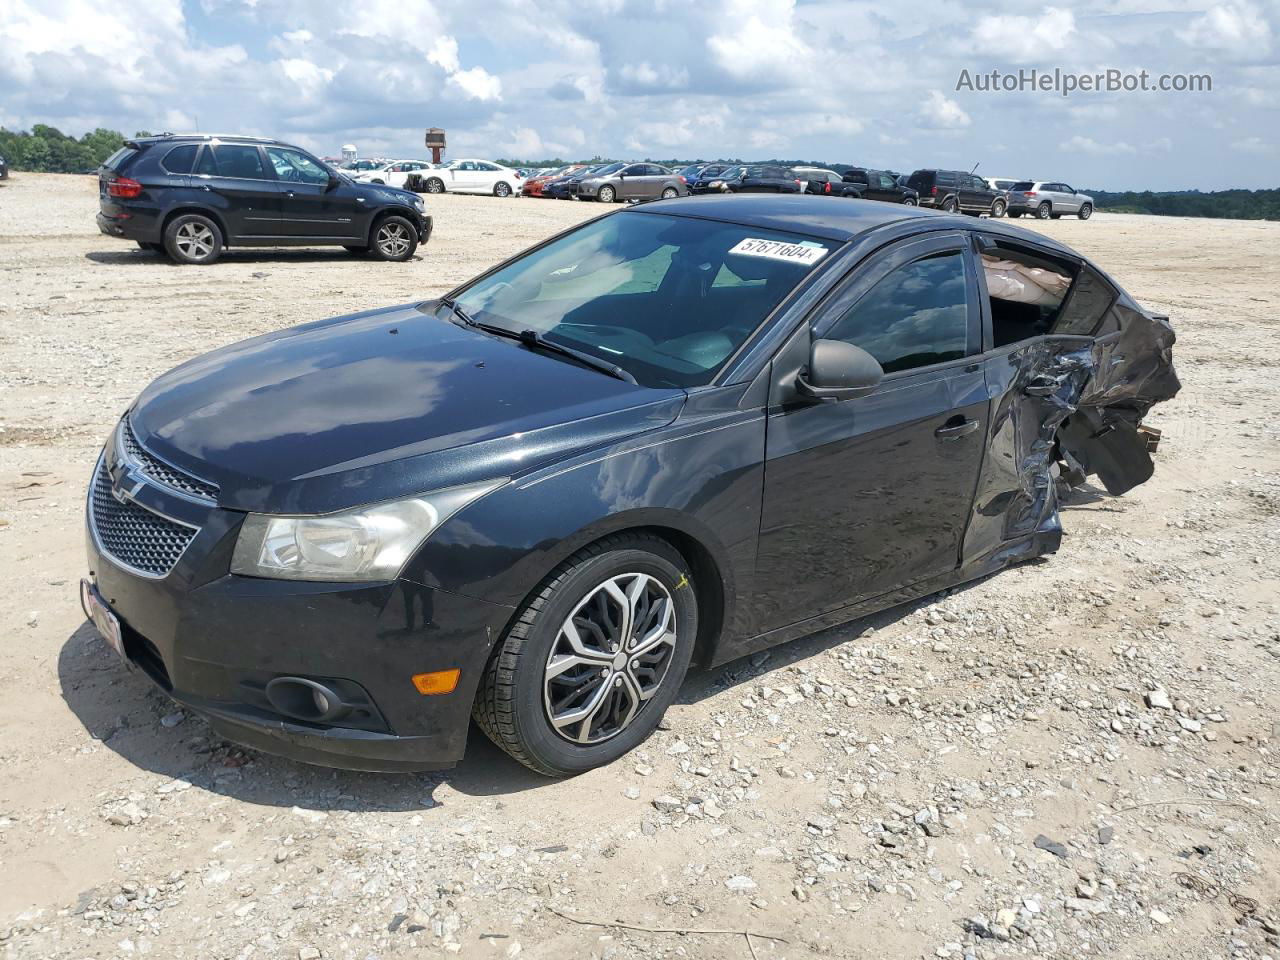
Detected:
left=4, top=128, right=1275, bottom=220
left=0, top=125, right=149, bottom=174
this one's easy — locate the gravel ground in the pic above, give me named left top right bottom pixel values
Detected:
left=2, top=172, right=1279, bottom=960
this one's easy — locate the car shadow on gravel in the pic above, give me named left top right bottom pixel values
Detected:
left=58, top=621, right=551, bottom=812
left=84, top=249, right=422, bottom=266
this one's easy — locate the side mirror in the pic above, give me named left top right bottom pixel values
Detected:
left=796, top=339, right=884, bottom=402
left=326, top=173, right=340, bottom=191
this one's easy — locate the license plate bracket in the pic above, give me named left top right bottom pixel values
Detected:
left=80, top=579, right=125, bottom=659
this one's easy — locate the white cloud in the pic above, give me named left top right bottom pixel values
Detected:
left=1178, top=2, right=1272, bottom=59
left=1063, top=135, right=1136, bottom=154
left=707, top=0, right=813, bottom=85
left=617, top=61, right=690, bottom=90
left=1231, top=136, right=1273, bottom=153
left=919, top=90, right=971, bottom=129
left=969, top=7, right=1076, bottom=62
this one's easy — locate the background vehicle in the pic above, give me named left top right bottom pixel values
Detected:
left=413, top=159, right=522, bottom=197
left=576, top=162, right=688, bottom=202
left=355, top=159, right=435, bottom=189
left=793, top=167, right=862, bottom=197
left=335, top=158, right=388, bottom=176
left=555, top=163, right=622, bottom=199
left=95, top=134, right=431, bottom=264
left=725, top=164, right=804, bottom=193
left=1006, top=181, right=1094, bottom=219
left=689, top=164, right=741, bottom=194
left=0, top=155, right=8, bottom=179
left=842, top=168, right=919, bottom=204
left=907, top=168, right=1006, bottom=216
left=523, top=164, right=581, bottom=197
left=986, top=176, right=1021, bottom=193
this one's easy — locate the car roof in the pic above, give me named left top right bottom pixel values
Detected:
left=127, top=133, right=281, bottom=147
left=630, top=194, right=1084, bottom=257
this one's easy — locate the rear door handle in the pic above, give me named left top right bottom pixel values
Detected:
left=935, top=418, right=980, bottom=440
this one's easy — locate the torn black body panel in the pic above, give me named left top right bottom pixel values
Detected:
left=964, top=292, right=1179, bottom=569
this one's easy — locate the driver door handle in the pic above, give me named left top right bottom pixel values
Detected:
left=935, top=418, right=980, bottom=440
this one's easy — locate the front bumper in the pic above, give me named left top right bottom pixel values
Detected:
left=83, top=438, right=512, bottom=772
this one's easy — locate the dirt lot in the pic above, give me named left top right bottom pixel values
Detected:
left=1, top=172, right=1279, bottom=960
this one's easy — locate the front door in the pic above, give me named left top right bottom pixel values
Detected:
left=193, top=143, right=283, bottom=240
left=266, top=146, right=365, bottom=241
left=752, top=233, right=988, bottom=633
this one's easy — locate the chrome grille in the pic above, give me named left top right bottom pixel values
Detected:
left=120, top=418, right=218, bottom=501
left=90, top=460, right=198, bottom=577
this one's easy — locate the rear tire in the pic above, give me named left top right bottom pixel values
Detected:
left=163, top=214, right=223, bottom=265
left=991, top=198, right=1007, bottom=218
left=1036, top=202, right=1052, bottom=219
left=368, top=216, right=418, bottom=262
left=1078, top=204, right=1093, bottom=220
left=902, top=197, right=917, bottom=206
left=660, top=187, right=679, bottom=199
left=941, top=196, right=958, bottom=213
left=474, top=533, right=698, bottom=777
left=494, top=181, right=512, bottom=198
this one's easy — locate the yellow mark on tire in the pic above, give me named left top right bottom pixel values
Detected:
left=675, top=574, right=690, bottom=590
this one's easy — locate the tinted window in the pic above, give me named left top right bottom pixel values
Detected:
left=936, top=171, right=957, bottom=185
left=194, top=146, right=217, bottom=176
left=265, top=146, right=329, bottom=185
left=102, top=146, right=139, bottom=172
left=455, top=213, right=833, bottom=388
left=1011, top=181, right=1034, bottom=191
left=826, top=251, right=970, bottom=373
left=1053, top=263, right=1114, bottom=335
left=212, top=145, right=268, bottom=179
left=161, top=144, right=198, bottom=174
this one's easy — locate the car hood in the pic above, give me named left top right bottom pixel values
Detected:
left=130, top=303, right=685, bottom=514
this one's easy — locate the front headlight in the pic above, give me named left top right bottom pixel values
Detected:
left=230, top=480, right=505, bottom=582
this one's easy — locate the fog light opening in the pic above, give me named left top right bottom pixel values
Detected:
left=265, top=677, right=349, bottom=723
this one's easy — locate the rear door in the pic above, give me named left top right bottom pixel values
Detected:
left=266, top=145, right=366, bottom=241
left=751, top=232, right=988, bottom=633
left=1056, top=184, right=1081, bottom=213
left=193, top=143, right=283, bottom=239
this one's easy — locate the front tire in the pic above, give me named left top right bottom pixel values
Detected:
left=597, top=185, right=616, bottom=203
left=369, top=216, right=418, bottom=262
left=163, top=214, right=223, bottom=265
left=425, top=177, right=445, bottom=194
left=474, top=533, right=698, bottom=776
left=1036, top=201, right=1052, bottom=219
left=1078, top=204, right=1093, bottom=220
left=494, top=181, right=512, bottom=198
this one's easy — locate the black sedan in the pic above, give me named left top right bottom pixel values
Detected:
left=80, top=195, right=1178, bottom=776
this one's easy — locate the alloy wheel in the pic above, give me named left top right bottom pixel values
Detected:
left=175, top=222, right=215, bottom=260
left=376, top=222, right=411, bottom=258
left=543, top=572, right=677, bottom=744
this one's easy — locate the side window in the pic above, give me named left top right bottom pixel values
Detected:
left=1052, top=263, right=1115, bottom=335
left=265, top=147, right=329, bottom=185
left=212, top=145, right=268, bottom=180
left=194, top=146, right=217, bottom=176
left=878, top=174, right=896, bottom=189
left=980, top=244, right=1075, bottom=345
left=161, top=144, right=199, bottom=174
left=825, top=251, right=971, bottom=373
left=479, top=162, right=500, bottom=171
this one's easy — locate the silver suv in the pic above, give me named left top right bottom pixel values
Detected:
left=1006, top=181, right=1094, bottom=220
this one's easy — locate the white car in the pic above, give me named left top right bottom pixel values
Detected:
left=985, top=176, right=1022, bottom=193
left=418, top=159, right=522, bottom=197
left=354, top=159, right=436, bottom=189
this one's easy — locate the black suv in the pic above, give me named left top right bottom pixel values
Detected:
left=841, top=168, right=919, bottom=205
left=906, top=169, right=1006, bottom=217
left=96, top=135, right=432, bottom=264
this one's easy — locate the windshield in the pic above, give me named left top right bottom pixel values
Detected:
left=714, top=166, right=742, bottom=180
left=678, top=164, right=703, bottom=178
left=588, top=162, right=625, bottom=177
left=453, top=211, right=833, bottom=388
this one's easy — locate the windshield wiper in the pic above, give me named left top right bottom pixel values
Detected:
left=441, top=299, right=636, bottom=384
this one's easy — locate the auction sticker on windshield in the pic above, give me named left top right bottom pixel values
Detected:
left=729, top=238, right=828, bottom=265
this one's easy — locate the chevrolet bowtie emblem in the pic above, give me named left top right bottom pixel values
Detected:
left=112, top=469, right=147, bottom=505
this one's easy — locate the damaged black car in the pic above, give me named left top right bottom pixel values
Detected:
left=81, top=194, right=1178, bottom=777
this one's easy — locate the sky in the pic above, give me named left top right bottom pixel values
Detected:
left=0, top=0, right=1275, bottom=191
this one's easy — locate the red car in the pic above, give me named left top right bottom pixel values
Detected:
left=523, top=164, right=584, bottom=197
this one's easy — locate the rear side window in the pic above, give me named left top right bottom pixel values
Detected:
left=161, top=144, right=198, bottom=174
left=194, top=147, right=217, bottom=176
left=937, top=171, right=957, bottom=186
left=1011, top=181, right=1034, bottom=191
left=825, top=251, right=970, bottom=373
left=211, top=145, right=269, bottom=179
left=102, top=146, right=138, bottom=172
left=1053, top=263, right=1115, bottom=335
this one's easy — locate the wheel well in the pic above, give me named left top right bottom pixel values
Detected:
left=161, top=207, right=228, bottom=244
left=488, top=524, right=728, bottom=675
left=366, top=207, right=418, bottom=244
